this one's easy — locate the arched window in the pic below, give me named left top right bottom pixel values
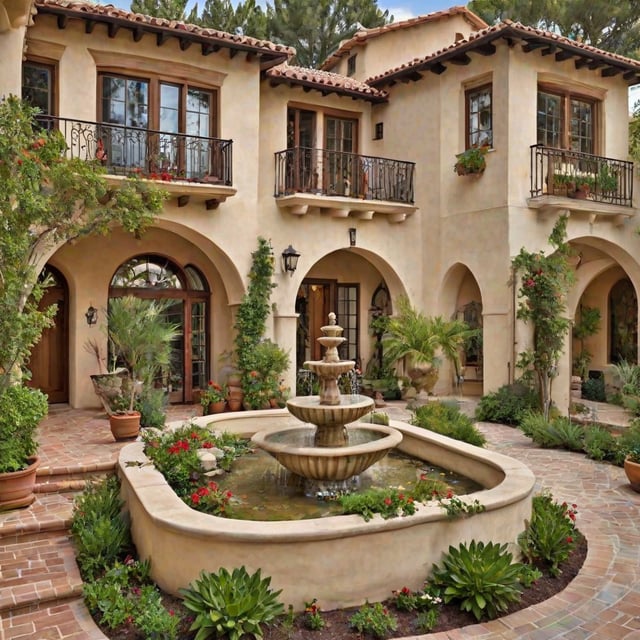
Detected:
left=110, top=255, right=209, bottom=402
left=609, top=278, right=637, bottom=364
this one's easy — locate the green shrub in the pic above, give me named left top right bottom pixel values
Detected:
left=519, top=413, right=584, bottom=451
left=581, top=377, right=606, bottom=401
left=518, top=492, right=578, bottom=577
left=71, top=476, right=131, bottom=580
left=475, top=383, right=538, bottom=426
left=430, top=540, right=524, bottom=621
left=339, top=487, right=417, bottom=521
left=136, top=387, right=168, bottom=429
left=180, top=567, right=284, bottom=640
left=582, top=425, right=618, bottom=461
left=614, top=421, right=640, bottom=465
left=349, top=602, right=398, bottom=638
left=411, top=401, right=486, bottom=447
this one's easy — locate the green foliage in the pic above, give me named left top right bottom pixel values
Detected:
left=411, top=401, right=486, bottom=447
left=416, top=608, right=439, bottom=633
left=475, top=382, right=539, bottom=426
left=430, top=540, right=524, bottom=621
left=519, top=413, right=584, bottom=451
left=437, top=495, right=486, bottom=519
left=131, top=0, right=198, bottom=21
left=360, top=411, right=390, bottom=425
left=512, top=215, right=575, bottom=420
left=518, top=492, right=578, bottom=577
left=142, top=424, right=249, bottom=511
left=136, top=387, right=168, bottom=428
left=0, top=96, right=164, bottom=400
left=0, top=385, right=48, bottom=472
left=180, top=567, right=284, bottom=640
left=518, top=564, right=543, bottom=588
left=107, top=296, right=180, bottom=412
left=200, top=0, right=268, bottom=38
left=614, top=421, right=640, bottom=465
left=303, top=599, right=325, bottom=630
left=243, top=339, right=290, bottom=409
left=71, top=477, right=131, bottom=581
left=626, top=445, right=640, bottom=463
left=581, top=377, right=606, bottom=402
left=390, top=586, right=442, bottom=614
left=348, top=602, right=397, bottom=638
left=582, top=425, right=618, bottom=461
left=339, top=487, right=417, bottom=521
left=454, top=145, right=488, bottom=174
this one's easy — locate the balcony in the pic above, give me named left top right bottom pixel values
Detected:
left=528, top=144, right=635, bottom=226
left=37, top=115, right=236, bottom=209
left=274, top=147, right=417, bottom=223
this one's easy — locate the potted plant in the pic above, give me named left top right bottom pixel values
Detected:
left=106, top=296, right=180, bottom=440
left=200, top=381, right=228, bottom=414
left=0, top=385, right=48, bottom=510
left=243, top=339, right=290, bottom=410
left=454, top=146, right=488, bottom=176
left=623, top=446, right=640, bottom=492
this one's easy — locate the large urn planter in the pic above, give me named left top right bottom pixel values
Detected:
left=109, top=412, right=141, bottom=441
left=623, top=456, right=640, bottom=492
left=0, top=456, right=40, bottom=511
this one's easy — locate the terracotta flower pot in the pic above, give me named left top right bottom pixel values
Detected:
left=227, top=399, right=243, bottom=412
left=207, top=400, right=226, bottom=414
left=0, top=456, right=40, bottom=511
left=109, top=412, right=141, bottom=441
left=624, top=457, right=640, bottom=492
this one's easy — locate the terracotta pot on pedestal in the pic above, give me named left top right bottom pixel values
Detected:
left=0, top=456, right=40, bottom=511
left=624, top=457, right=640, bottom=492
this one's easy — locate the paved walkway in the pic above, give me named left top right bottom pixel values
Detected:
left=1, top=399, right=639, bottom=639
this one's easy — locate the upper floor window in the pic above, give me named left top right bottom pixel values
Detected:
left=22, top=61, right=55, bottom=115
left=466, top=84, right=492, bottom=148
left=537, top=87, right=595, bottom=153
left=347, top=54, right=357, bottom=77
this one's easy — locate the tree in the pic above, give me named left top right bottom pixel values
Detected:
left=267, top=0, right=390, bottom=68
left=512, top=215, right=575, bottom=420
left=130, top=0, right=199, bottom=22
left=0, top=96, right=166, bottom=395
left=199, top=0, right=268, bottom=38
left=469, top=0, right=640, bottom=58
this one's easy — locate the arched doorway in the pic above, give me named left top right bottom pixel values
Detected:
left=28, top=266, right=69, bottom=403
left=610, top=278, right=638, bottom=363
left=110, top=254, right=209, bottom=402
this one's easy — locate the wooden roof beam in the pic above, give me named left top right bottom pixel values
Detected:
left=601, top=67, right=622, bottom=77
left=85, top=20, right=96, bottom=34
left=450, top=53, right=471, bottom=65
left=156, top=31, right=170, bottom=46
left=429, top=62, right=446, bottom=75
left=202, top=43, right=220, bottom=55
left=555, top=50, right=574, bottom=62
left=475, top=42, right=496, bottom=56
left=132, top=27, right=144, bottom=42
left=107, top=22, right=120, bottom=38
left=522, top=40, right=546, bottom=53
left=541, top=44, right=557, bottom=56
left=179, top=37, right=192, bottom=51
left=56, top=14, right=67, bottom=29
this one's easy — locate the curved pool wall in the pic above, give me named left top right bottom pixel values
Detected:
left=118, top=410, right=535, bottom=612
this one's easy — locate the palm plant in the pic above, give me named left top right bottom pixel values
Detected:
left=382, top=296, right=474, bottom=393
left=107, top=296, right=181, bottom=412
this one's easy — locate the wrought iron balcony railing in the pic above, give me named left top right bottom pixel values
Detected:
left=36, top=115, right=233, bottom=185
left=530, top=144, right=633, bottom=208
left=275, top=147, right=415, bottom=205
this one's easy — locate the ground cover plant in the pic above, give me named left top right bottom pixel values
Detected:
left=410, top=400, right=486, bottom=446
left=475, top=382, right=539, bottom=426
left=78, top=476, right=586, bottom=640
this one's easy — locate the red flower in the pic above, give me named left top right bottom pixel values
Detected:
left=225, top=491, right=233, bottom=499
left=384, top=497, right=392, bottom=506
left=191, top=493, right=200, bottom=504
left=208, top=481, right=219, bottom=491
left=566, top=536, right=573, bottom=543
left=525, top=278, right=536, bottom=288
left=401, top=587, right=411, bottom=595
left=202, top=441, right=213, bottom=449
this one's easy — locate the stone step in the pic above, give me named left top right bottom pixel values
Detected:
left=0, top=533, right=83, bottom=616
left=35, top=460, right=116, bottom=494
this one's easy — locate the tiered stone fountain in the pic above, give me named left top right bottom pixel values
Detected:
left=251, top=313, right=402, bottom=488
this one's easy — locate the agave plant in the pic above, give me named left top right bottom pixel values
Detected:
left=180, top=566, right=284, bottom=640
left=430, top=540, right=524, bottom=621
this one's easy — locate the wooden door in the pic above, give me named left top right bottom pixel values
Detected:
left=28, top=284, right=68, bottom=403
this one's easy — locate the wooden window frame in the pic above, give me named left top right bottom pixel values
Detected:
left=347, top=54, right=357, bottom=77
left=537, top=82, right=600, bottom=154
left=465, top=83, right=492, bottom=150
left=22, top=59, right=57, bottom=116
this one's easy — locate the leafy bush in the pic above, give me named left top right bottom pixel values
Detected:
left=180, top=567, right=284, bottom=640
left=349, top=602, right=398, bottom=638
left=136, top=387, right=168, bottom=428
left=430, top=540, right=524, bottom=621
left=303, top=599, right=325, bottom=630
left=614, top=421, right=640, bottom=465
left=411, top=401, right=486, bottom=447
left=519, top=413, right=584, bottom=451
left=475, top=383, right=538, bottom=426
left=339, top=487, right=417, bottom=521
left=581, top=377, right=606, bottom=402
left=582, top=425, right=618, bottom=461
left=518, top=492, right=578, bottom=577
left=71, top=476, right=131, bottom=580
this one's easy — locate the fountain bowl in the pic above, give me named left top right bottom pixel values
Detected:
left=286, top=394, right=374, bottom=427
left=118, top=409, right=535, bottom=612
left=251, top=424, right=403, bottom=481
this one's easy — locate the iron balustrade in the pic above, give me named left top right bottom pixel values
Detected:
left=530, top=144, right=633, bottom=208
left=274, top=147, right=415, bottom=205
left=35, top=115, right=233, bottom=185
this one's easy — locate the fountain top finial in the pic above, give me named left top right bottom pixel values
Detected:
left=328, top=312, right=336, bottom=325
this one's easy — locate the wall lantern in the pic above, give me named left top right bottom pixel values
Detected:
left=85, top=305, right=98, bottom=326
left=281, top=245, right=301, bottom=276
left=349, top=227, right=357, bottom=247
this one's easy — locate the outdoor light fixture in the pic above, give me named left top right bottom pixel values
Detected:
left=349, top=227, right=357, bottom=247
left=281, top=245, right=300, bottom=276
left=85, top=305, right=98, bottom=326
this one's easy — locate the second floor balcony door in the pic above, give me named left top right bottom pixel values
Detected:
left=286, top=108, right=316, bottom=191
left=324, top=116, right=358, bottom=197
left=537, top=89, right=594, bottom=154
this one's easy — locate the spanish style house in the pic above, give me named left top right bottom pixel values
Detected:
left=1, top=0, right=639, bottom=411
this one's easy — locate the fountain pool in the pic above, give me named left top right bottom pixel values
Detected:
left=118, top=409, right=535, bottom=611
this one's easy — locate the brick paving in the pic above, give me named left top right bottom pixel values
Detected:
left=0, top=399, right=638, bottom=639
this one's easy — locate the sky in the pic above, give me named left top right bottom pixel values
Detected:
left=109, top=0, right=459, bottom=23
